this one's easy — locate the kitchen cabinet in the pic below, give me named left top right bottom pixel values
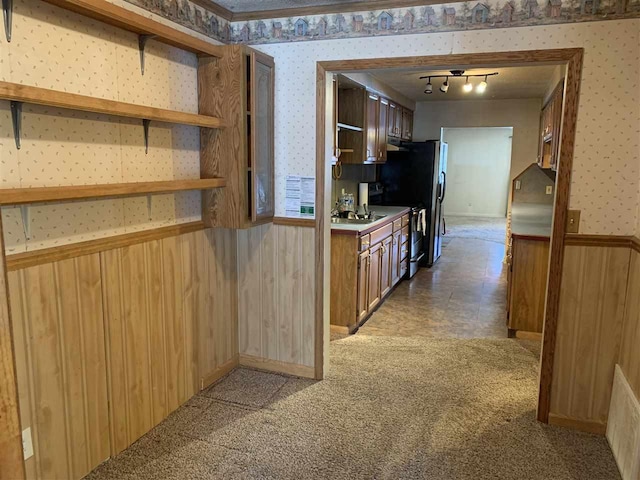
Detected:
left=401, top=107, right=413, bottom=141
left=506, top=234, right=550, bottom=336
left=377, top=98, right=389, bottom=163
left=200, top=46, right=275, bottom=229
left=366, top=93, right=379, bottom=162
left=330, top=209, right=410, bottom=333
left=380, top=235, right=393, bottom=297
left=335, top=86, right=366, bottom=165
left=388, top=102, right=399, bottom=138
left=538, top=80, right=563, bottom=171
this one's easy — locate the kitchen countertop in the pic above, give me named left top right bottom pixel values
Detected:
left=331, top=206, right=410, bottom=235
left=511, top=203, right=553, bottom=240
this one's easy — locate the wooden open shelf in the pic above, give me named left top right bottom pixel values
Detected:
left=0, top=81, right=225, bottom=128
left=42, top=0, right=225, bottom=57
left=337, top=122, right=363, bottom=132
left=0, top=178, right=226, bottom=205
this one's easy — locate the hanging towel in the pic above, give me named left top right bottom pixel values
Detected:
left=420, top=208, right=427, bottom=235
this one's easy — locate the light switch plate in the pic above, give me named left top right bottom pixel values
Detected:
left=546, top=185, right=553, bottom=195
left=515, top=180, right=521, bottom=190
left=566, top=210, right=581, bottom=233
left=22, top=427, right=33, bottom=460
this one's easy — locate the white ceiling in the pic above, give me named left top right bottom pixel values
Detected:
left=369, top=65, right=561, bottom=102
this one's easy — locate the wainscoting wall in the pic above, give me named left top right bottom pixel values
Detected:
left=7, top=227, right=238, bottom=479
left=237, top=223, right=315, bottom=377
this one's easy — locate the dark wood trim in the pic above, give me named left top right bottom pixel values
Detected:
left=548, top=413, right=607, bottom=435
left=0, top=215, right=26, bottom=480
left=564, top=234, right=635, bottom=248
left=510, top=232, right=550, bottom=242
left=315, top=48, right=584, bottom=425
left=314, top=64, right=327, bottom=381
left=6, top=221, right=204, bottom=271
left=632, top=236, right=640, bottom=254
left=273, top=217, right=316, bottom=228
left=537, top=48, right=583, bottom=423
left=231, top=0, right=444, bottom=21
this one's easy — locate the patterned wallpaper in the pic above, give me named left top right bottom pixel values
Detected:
left=230, top=0, right=640, bottom=44
left=0, top=0, right=206, bottom=253
left=255, top=19, right=640, bottom=235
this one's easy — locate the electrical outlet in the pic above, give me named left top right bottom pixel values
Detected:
left=545, top=185, right=553, bottom=195
left=515, top=180, right=521, bottom=190
left=566, top=210, right=581, bottom=234
left=22, top=427, right=33, bottom=460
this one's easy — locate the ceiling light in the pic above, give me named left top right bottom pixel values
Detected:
left=440, top=77, right=449, bottom=93
left=463, top=77, right=472, bottom=93
left=476, top=75, right=488, bottom=93
left=424, top=77, right=433, bottom=94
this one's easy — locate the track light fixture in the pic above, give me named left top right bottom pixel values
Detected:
left=440, top=77, right=449, bottom=93
left=419, top=71, right=498, bottom=96
left=463, top=76, right=472, bottom=93
left=424, top=77, right=433, bottom=94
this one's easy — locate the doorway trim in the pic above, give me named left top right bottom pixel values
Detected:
left=314, top=48, right=584, bottom=423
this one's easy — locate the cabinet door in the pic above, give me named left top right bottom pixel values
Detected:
left=250, top=50, right=275, bottom=222
left=367, top=243, right=382, bottom=311
left=395, top=106, right=403, bottom=139
left=388, top=102, right=397, bottom=138
left=391, top=230, right=401, bottom=286
left=357, top=250, right=369, bottom=323
left=380, top=235, right=393, bottom=297
left=366, top=93, right=379, bottom=162
left=377, top=98, right=389, bottom=163
left=401, top=109, right=413, bottom=141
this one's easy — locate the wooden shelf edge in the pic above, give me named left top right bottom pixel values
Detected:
left=42, top=0, right=226, bottom=58
left=5, top=221, right=205, bottom=271
left=0, top=178, right=226, bottom=205
left=0, top=81, right=226, bottom=129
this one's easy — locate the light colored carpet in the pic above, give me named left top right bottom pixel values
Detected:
left=86, top=336, right=620, bottom=480
left=445, top=216, right=507, bottom=244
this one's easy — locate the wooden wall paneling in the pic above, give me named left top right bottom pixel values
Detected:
left=8, top=255, right=109, bottom=479
left=261, top=224, right=279, bottom=361
left=198, top=229, right=238, bottom=388
left=278, top=225, right=302, bottom=365
left=620, top=249, right=640, bottom=399
left=237, top=226, right=263, bottom=358
left=300, top=227, right=316, bottom=367
left=0, top=216, right=25, bottom=479
left=550, top=245, right=630, bottom=425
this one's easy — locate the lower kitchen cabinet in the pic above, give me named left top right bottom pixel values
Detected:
left=330, top=210, right=409, bottom=333
left=506, top=234, right=550, bottom=336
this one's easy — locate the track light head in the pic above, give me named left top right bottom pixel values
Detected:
left=463, top=76, right=472, bottom=93
left=476, top=75, right=488, bottom=93
left=424, top=77, right=433, bottom=94
left=440, top=77, right=449, bottom=93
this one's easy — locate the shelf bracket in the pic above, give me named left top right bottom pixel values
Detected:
left=142, top=118, right=150, bottom=154
left=138, top=34, right=156, bottom=75
left=2, top=0, right=11, bottom=42
left=146, top=193, right=152, bottom=220
left=20, top=205, right=30, bottom=240
left=10, top=101, right=22, bottom=149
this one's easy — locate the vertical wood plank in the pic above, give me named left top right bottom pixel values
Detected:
left=237, top=228, right=261, bottom=357
left=300, top=228, right=315, bottom=368
left=261, top=223, right=278, bottom=360
left=620, top=249, right=640, bottom=400
left=278, top=226, right=302, bottom=364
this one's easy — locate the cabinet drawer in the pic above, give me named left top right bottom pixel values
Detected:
left=400, top=259, right=408, bottom=278
left=393, top=218, right=402, bottom=232
left=401, top=214, right=409, bottom=227
left=401, top=241, right=409, bottom=261
left=401, top=225, right=409, bottom=245
left=370, top=223, right=393, bottom=246
left=359, top=234, right=370, bottom=251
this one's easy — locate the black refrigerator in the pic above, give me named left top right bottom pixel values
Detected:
left=378, top=140, right=447, bottom=268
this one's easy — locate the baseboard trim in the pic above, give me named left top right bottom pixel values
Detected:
left=548, top=413, right=607, bottom=435
left=330, top=325, right=350, bottom=335
left=514, top=330, right=542, bottom=341
left=239, top=354, right=315, bottom=379
left=200, top=355, right=239, bottom=390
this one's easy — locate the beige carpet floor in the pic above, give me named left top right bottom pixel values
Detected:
left=86, top=335, right=620, bottom=480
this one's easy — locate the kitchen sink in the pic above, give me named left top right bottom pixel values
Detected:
left=331, top=215, right=386, bottom=225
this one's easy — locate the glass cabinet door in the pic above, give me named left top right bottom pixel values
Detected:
left=250, top=51, right=275, bottom=222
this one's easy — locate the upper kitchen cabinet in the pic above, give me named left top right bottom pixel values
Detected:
left=401, top=107, right=413, bottom=141
left=538, top=80, right=563, bottom=171
left=199, top=45, right=275, bottom=229
left=336, top=85, right=367, bottom=165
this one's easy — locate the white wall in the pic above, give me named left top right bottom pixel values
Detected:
left=256, top=19, right=640, bottom=235
left=442, top=127, right=513, bottom=217
left=414, top=98, right=540, bottom=185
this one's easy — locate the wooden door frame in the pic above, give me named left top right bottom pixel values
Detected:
left=314, top=48, right=584, bottom=423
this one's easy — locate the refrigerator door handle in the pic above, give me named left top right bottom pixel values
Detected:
left=439, top=171, right=446, bottom=203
